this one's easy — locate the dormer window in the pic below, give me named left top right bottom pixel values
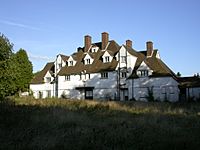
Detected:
left=85, top=59, right=91, bottom=65
left=69, top=61, right=73, bottom=66
left=90, top=47, right=98, bottom=53
left=65, top=75, right=70, bottom=81
left=46, top=77, right=51, bottom=83
left=105, top=56, right=110, bottom=63
left=67, top=56, right=77, bottom=66
left=138, top=70, right=149, bottom=77
left=102, top=51, right=113, bottom=63
left=83, top=54, right=94, bottom=65
left=101, top=72, right=108, bottom=79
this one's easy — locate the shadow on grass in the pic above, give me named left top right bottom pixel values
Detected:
left=0, top=99, right=200, bottom=150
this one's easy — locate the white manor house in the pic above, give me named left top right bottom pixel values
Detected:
left=30, top=32, right=200, bottom=102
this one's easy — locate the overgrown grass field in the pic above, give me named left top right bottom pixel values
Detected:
left=1, top=98, right=200, bottom=150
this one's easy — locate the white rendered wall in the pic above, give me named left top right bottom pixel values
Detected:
left=30, top=83, right=53, bottom=99
left=30, top=71, right=54, bottom=99
left=188, top=87, right=200, bottom=100
left=57, top=72, right=118, bottom=100
left=128, top=77, right=179, bottom=102
left=54, top=55, right=66, bottom=75
left=116, top=46, right=137, bottom=77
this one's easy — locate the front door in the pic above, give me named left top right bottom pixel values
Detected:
left=179, top=88, right=186, bottom=101
left=85, top=89, right=93, bottom=99
left=120, top=89, right=128, bottom=101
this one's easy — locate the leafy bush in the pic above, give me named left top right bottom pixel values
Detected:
left=146, top=86, right=155, bottom=102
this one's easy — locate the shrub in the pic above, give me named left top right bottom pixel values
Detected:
left=146, top=86, right=155, bottom=102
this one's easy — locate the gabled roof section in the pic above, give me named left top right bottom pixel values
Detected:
left=129, top=50, right=176, bottom=79
left=102, top=50, right=114, bottom=57
left=92, top=42, right=102, bottom=49
left=178, top=76, right=200, bottom=88
left=145, top=57, right=177, bottom=78
left=124, top=45, right=141, bottom=57
left=85, top=52, right=95, bottom=59
left=31, top=62, right=54, bottom=84
left=107, top=40, right=120, bottom=53
left=60, top=54, right=69, bottom=61
left=58, top=41, right=120, bottom=76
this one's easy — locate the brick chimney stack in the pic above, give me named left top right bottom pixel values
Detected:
left=84, top=35, right=91, bottom=52
left=126, top=40, right=132, bottom=49
left=146, top=41, right=153, bottom=57
left=102, top=32, right=109, bottom=50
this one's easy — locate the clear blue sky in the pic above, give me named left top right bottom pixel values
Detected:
left=0, top=0, right=199, bottom=76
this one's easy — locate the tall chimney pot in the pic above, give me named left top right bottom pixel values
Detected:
left=126, top=40, right=132, bottom=49
left=84, top=35, right=91, bottom=52
left=146, top=41, right=153, bottom=57
left=102, top=32, right=109, bottom=50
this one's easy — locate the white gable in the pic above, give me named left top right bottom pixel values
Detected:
left=90, top=46, right=99, bottom=53
left=138, top=61, right=150, bottom=70
left=54, top=55, right=66, bottom=75
left=119, top=45, right=127, bottom=56
left=156, top=51, right=161, bottom=59
left=116, top=45, right=137, bottom=74
left=105, top=51, right=111, bottom=56
left=45, top=71, right=52, bottom=78
left=68, top=56, right=74, bottom=61
left=44, top=71, right=53, bottom=83
left=137, top=61, right=153, bottom=77
left=84, top=53, right=92, bottom=60
left=67, top=56, right=76, bottom=66
left=83, top=53, right=94, bottom=65
left=102, top=51, right=113, bottom=63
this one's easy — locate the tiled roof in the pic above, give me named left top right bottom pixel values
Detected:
left=31, top=62, right=54, bottom=84
left=31, top=39, right=176, bottom=83
left=60, top=54, right=69, bottom=61
left=178, top=76, right=200, bottom=88
left=129, top=50, right=177, bottom=79
left=58, top=40, right=120, bottom=75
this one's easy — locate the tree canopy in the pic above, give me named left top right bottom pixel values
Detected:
left=0, top=33, right=13, bottom=61
left=0, top=33, right=33, bottom=98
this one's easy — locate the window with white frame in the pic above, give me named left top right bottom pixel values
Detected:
left=121, top=56, right=126, bottom=63
left=86, top=90, right=93, bottom=97
left=121, top=72, right=127, bottom=78
left=91, top=47, right=97, bottom=53
left=139, top=70, right=149, bottom=77
left=101, top=72, right=108, bottom=79
left=65, top=75, right=70, bottom=81
left=85, top=59, right=91, bottom=65
left=105, top=56, right=110, bottom=63
left=46, top=77, right=51, bottom=83
left=69, top=61, right=73, bottom=66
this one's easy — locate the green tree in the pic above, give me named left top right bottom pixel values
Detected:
left=0, top=34, right=33, bottom=98
left=0, top=33, right=13, bottom=61
left=0, top=34, right=14, bottom=98
left=14, top=49, right=33, bottom=92
left=177, top=72, right=181, bottom=77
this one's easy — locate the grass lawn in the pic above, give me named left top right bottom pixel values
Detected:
left=0, top=98, right=200, bottom=150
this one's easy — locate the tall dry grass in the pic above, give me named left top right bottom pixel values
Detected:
left=1, top=97, right=200, bottom=150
